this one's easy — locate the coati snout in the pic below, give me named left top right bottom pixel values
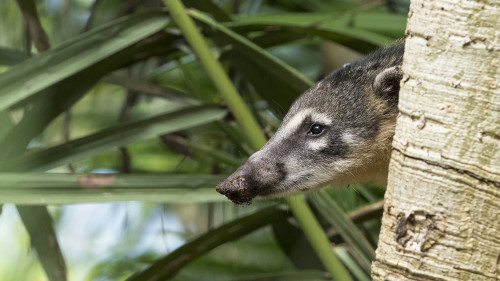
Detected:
left=217, top=43, right=405, bottom=204
left=215, top=157, right=287, bottom=204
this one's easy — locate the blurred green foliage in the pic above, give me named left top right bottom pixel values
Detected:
left=0, top=0, right=408, bottom=280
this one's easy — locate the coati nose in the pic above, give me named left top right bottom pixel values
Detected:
left=216, top=154, right=282, bottom=204
left=215, top=161, right=260, bottom=204
left=216, top=174, right=255, bottom=205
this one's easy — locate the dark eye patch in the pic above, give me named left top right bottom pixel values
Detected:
left=318, top=126, right=349, bottom=158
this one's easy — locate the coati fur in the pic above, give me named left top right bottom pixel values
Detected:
left=217, top=42, right=405, bottom=204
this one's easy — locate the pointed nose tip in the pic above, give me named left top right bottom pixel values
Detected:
left=216, top=175, right=255, bottom=205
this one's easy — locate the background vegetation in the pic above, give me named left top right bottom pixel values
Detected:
left=0, top=0, right=408, bottom=280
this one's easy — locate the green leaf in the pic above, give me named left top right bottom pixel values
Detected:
left=343, top=12, right=407, bottom=37
left=0, top=12, right=177, bottom=159
left=228, top=12, right=403, bottom=52
left=161, top=135, right=244, bottom=167
left=103, top=74, right=197, bottom=103
left=17, top=206, right=67, bottom=281
left=250, top=30, right=311, bottom=49
left=0, top=11, right=169, bottom=111
left=183, top=0, right=231, bottom=22
left=271, top=216, right=324, bottom=271
left=0, top=105, right=227, bottom=172
left=0, top=173, right=225, bottom=204
left=333, top=247, right=371, bottom=281
left=126, top=206, right=288, bottom=281
left=354, top=185, right=379, bottom=203
left=309, top=190, right=376, bottom=273
left=0, top=110, right=14, bottom=140
left=0, top=47, right=30, bottom=66
left=229, top=270, right=332, bottom=281
left=268, top=0, right=359, bottom=13
left=189, top=10, right=314, bottom=113
left=216, top=121, right=254, bottom=156
left=232, top=13, right=345, bottom=27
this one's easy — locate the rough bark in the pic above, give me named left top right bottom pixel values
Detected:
left=372, top=0, right=500, bottom=280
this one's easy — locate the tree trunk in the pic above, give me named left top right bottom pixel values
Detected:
left=371, top=0, right=500, bottom=280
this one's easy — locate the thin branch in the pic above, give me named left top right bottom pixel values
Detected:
left=16, top=0, right=51, bottom=52
left=117, top=68, right=139, bottom=174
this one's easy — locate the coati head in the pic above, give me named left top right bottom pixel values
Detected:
left=217, top=43, right=404, bottom=204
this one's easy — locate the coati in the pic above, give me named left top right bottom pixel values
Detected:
left=217, top=42, right=405, bottom=204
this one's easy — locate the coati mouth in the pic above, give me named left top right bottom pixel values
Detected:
left=215, top=175, right=257, bottom=205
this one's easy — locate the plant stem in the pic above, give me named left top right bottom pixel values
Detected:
left=164, top=0, right=265, bottom=150
left=164, top=1, right=353, bottom=280
left=287, top=197, right=354, bottom=280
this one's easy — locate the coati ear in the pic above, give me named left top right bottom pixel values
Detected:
left=372, top=66, right=403, bottom=103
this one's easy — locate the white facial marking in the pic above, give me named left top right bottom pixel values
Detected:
left=274, top=108, right=332, bottom=142
left=307, top=137, right=329, bottom=150
left=341, top=131, right=359, bottom=145
left=328, top=158, right=355, bottom=173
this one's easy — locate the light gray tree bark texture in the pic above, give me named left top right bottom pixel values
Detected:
left=371, top=0, right=500, bottom=280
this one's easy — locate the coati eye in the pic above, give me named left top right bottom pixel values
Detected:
left=308, top=124, right=325, bottom=136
